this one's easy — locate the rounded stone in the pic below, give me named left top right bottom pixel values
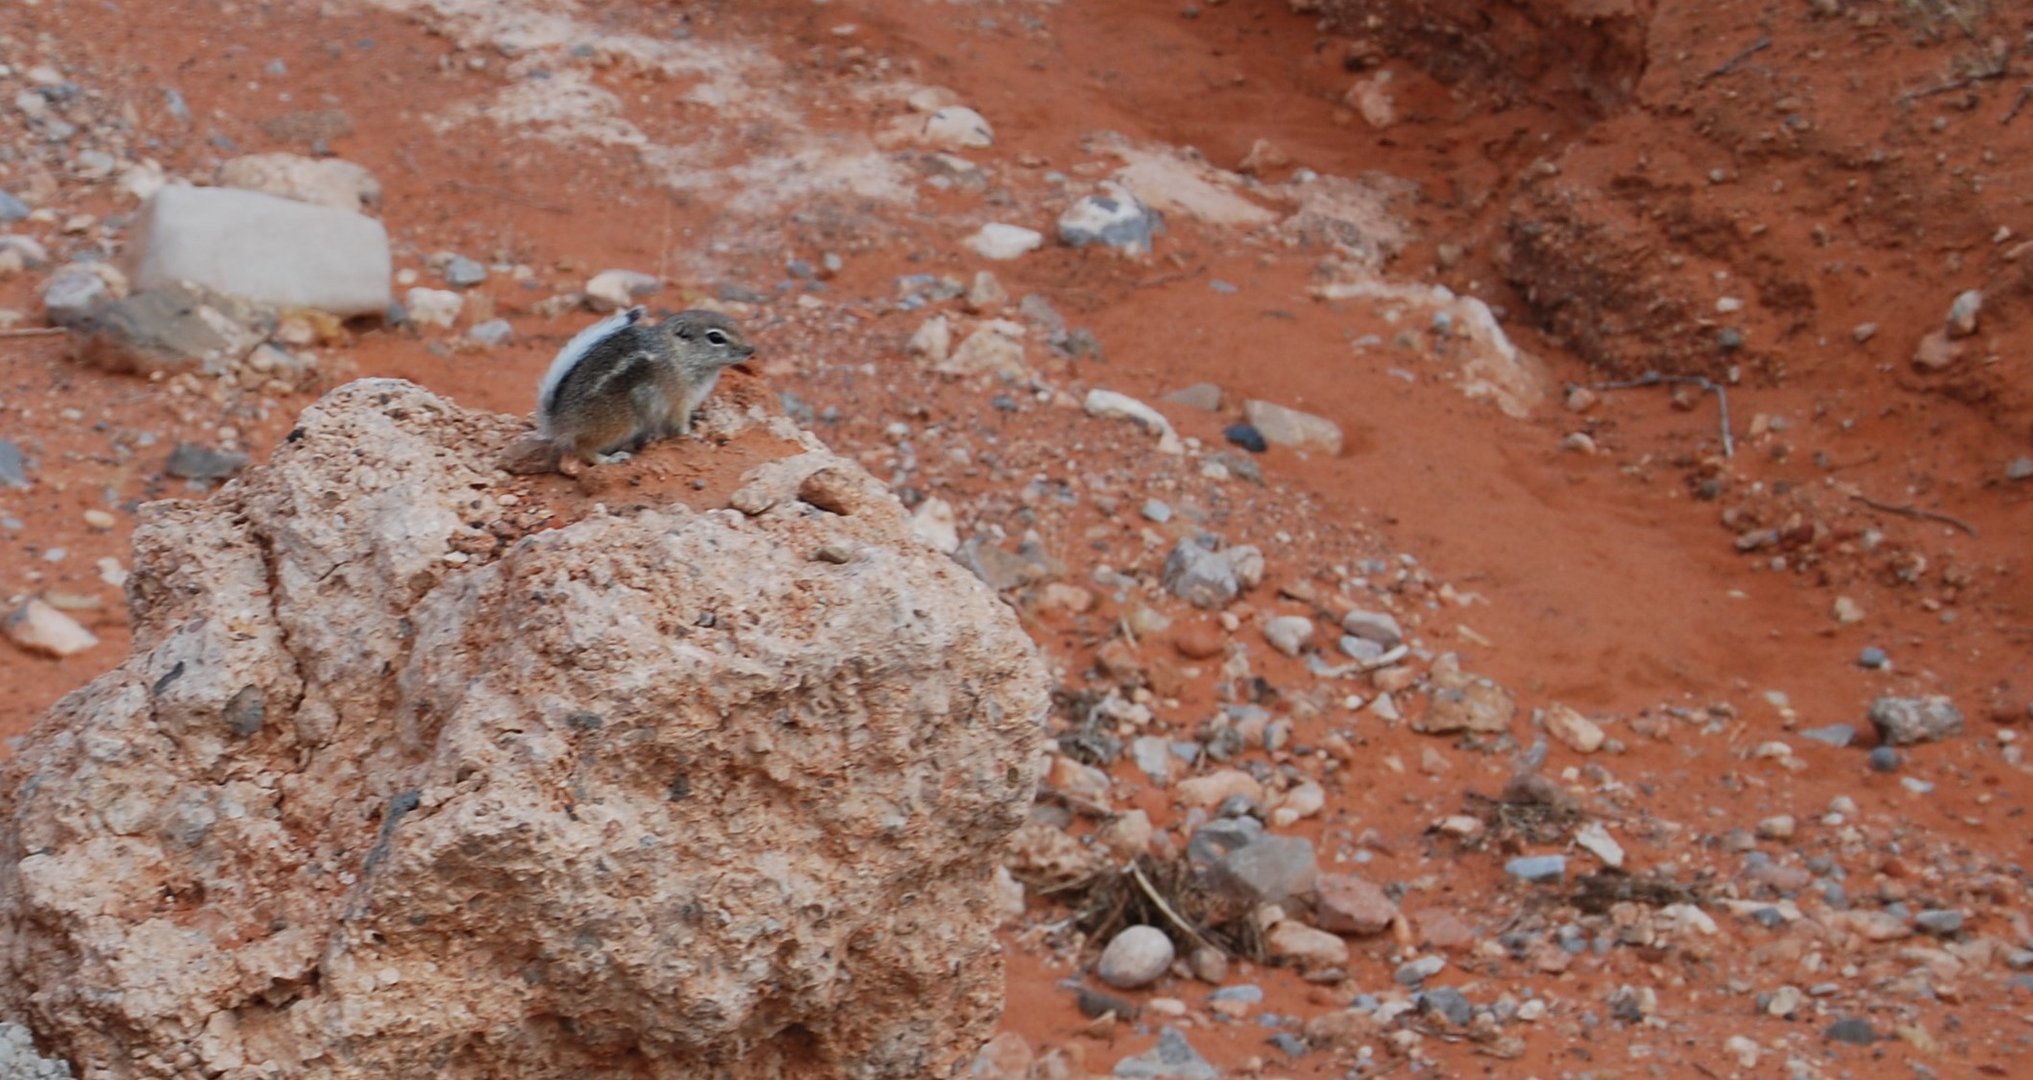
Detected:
left=1097, top=925, right=1176, bottom=990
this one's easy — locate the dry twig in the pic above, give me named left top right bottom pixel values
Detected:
left=2004, top=85, right=2033, bottom=126
left=1127, top=862, right=1222, bottom=955
left=1701, top=36, right=1771, bottom=83
left=0, top=327, right=66, bottom=340
left=1590, top=371, right=1736, bottom=457
left=1848, top=493, right=1978, bottom=537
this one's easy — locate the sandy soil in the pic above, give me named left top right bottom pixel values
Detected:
left=3, top=0, right=2031, bottom=1076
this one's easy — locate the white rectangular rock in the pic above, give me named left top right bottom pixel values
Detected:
left=127, top=185, right=391, bottom=316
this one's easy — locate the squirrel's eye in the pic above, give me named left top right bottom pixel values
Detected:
left=705, top=330, right=730, bottom=346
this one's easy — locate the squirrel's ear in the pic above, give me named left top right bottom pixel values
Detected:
left=623, top=306, right=647, bottom=323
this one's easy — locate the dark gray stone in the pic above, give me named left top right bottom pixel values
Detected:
left=1421, top=986, right=1473, bottom=1026
left=0, top=190, right=28, bottom=222
left=1209, top=835, right=1316, bottom=905
left=1868, top=746, right=1900, bottom=772
left=1914, top=909, right=1964, bottom=936
left=1162, top=539, right=1238, bottom=609
left=1799, top=724, right=1856, bottom=748
left=443, top=254, right=488, bottom=287
left=165, top=443, right=249, bottom=482
left=1823, top=1017, right=1876, bottom=1045
left=1114, top=1027, right=1217, bottom=1080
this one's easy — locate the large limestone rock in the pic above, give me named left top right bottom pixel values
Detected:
left=126, top=186, right=392, bottom=316
left=0, top=380, right=1048, bottom=1078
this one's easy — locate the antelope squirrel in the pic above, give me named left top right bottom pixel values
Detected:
left=537, top=306, right=756, bottom=464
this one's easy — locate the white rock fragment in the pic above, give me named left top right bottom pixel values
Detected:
left=403, top=287, right=462, bottom=329
left=585, top=269, right=660, bottom=312
left=1544, top=703, right=1606, bottom=754
left=1261, top=615, right=1315, bottom=658
left=1083, top=389, right=1182, bottom=454
left=938, top=321, right=1028, bottom=379
left=910, top=497, right=960, bottom=555
left=921, top=106, right=994, bottom=150
left=1096, top=925, right=1174, bottom=990
left=1572, top=822, right=1624, bottom=868
left=1243, top=399, right=1343, bottom=455
left=4, top=598, right=98, bottom=658
left=128, top=186, right=392, bottom=316
left=906, top=315, right=953, bottom=365
left=217, top=153, right=382, bottom=214
left=964, top=223, right=1043, bottom=261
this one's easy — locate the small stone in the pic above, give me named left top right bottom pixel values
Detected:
left=217, top=152, right=381, bottom=213
left=165, top=442, right=249, bottom=481
left=1394, top=955, right=1446, bottom=986
left=1831, top=595, right=1864, bottom=624
left=1211, top=836, right=1317, bottom=905
left=921, top=105, right=994, bottom=150
left=1112, top=1027, right=1217, bottom=1080
left=1764, top=984, right=1806, bottom=1018
left=1912, top=328, right=1959, bottom=371
left=403, top=287, right=462, bottom=328
left=1340, top=610, right=1403, bottom=648
left=906, top=315, right=952, bottom=365
left=0, top=440, right=29, bottom=489
left=1242, top=399, right=1342, bottom=455
left=1175, top=769, right=1262, bottom=811
left=1140, top=499, right=1173, bottom=524
left=1544, top=704, right=1605, bottom=754
left=1572, top=822, right=1624, bottom=868
left=1223, top=423, right=1267, bottom=453
left=81, top=509, right=116, bottom=531
left=1060, top=184, right=1160, bottom=255
left=1314, top=873, right=1398, bottom=935
left=1851, top=322, right=1878, bottom=343
left=0, top=190, right=29, bottom=222
left=1755, top=815, right=1796, bottom=840
left=5, top=598, right=99, bottom=658
left=1868, top=695, right=1963, bottom=746
left=2007, top=456, right=2033, bottom=482
left=443, top=254, right=488, bottom=287
left=1162, top=540, right=1239, bottom=609
left=965, top=223, right=1043, bottom=261
left=1945, top=289, right=1982, bottom=338
left=1799, top=724, right=1856, bottom=748
left=1161, top=383, right=1222, bottom=411
left=1868, top=746, right=1900, bottom=772
left=963, top=270, right=1008, bottom=313
left=909, top=497, right=959, bottom=555
left=1264, top=920, right=1348, bottom=968
left=1914, top=909, right=1964, bottom=936
left=41, top=263, right=117, bottom=326
left=1097, top=925, right=1176, bottom=990
left=1857, top=646, right=1888, bottom=669
left=1261, top=615, right=1314, bottom=658
left=1172, top=624, right=1225, bottom=660
left=585, top=269, right=659, bottom=312
left=1505, top=855, right=1565, bottom=884
left=939, top=321, right=1029, bottom=379
left=465, top=318, right=512, bottom=346
left=1416, top=678, right=1515, bottom=735
left=1823, top=1017, right=1877, bottom=1045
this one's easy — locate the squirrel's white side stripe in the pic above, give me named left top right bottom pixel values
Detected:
left=536, top=306, right=644, bottom=434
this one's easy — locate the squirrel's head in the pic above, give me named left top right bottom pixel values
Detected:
left=661, top=310, right=756, bottom=368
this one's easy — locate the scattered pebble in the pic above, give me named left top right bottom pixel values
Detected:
left=165, top=442, right=249, bottom=481
left=4, top=598, right=98, bottom=658
left=1823, top=1017, right=1877, bottom=1045
left=81, top=509, right=115, bottom=531
left=1222, top=423, right=1267, bottom=453
left=1857, top=646, right=1888, bottom=669
left=1944, top=288, right=1982, bottom=338
left=965, top=223, right=1044, bottom=261
left=0, top=439, right=29, bottom=489
left=585, top=268, right=659, bottom=312
left=1112, top=1027, right=1217, bottom=1080
left=1261, top=615, right=1314, bottom=658
left=1420, top=986, right=1472, bottom=1026
left=1545, top=704, right=1605, bottom=754
left=1914, top=909, right=1964, bottom=936
left=443, top=254, right=488, bottom=287
left=1096, top=925, right=1175, bottom=990
left=1505, top=855, right=1566, bottom=884
left=1058, top=183, right=1159, bottom=255
left=1868, top=695, right=1963, bottom=746
left=1868, top=746, right=1900, bottom=772
left=1140, top=499, right=1173, bottom=524
left=1394, top=955, right=1446, bottom=986
left=465, top=318, right=512, bottom=346
left=1241, top=399, right=1343, bottom=455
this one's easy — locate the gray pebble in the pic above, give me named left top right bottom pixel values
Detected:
left=1506, top=854, right=1566, bottom=884
left=0, top=190, right=29, bottom=222
left=0, top=440, right=29, bottom=489
left=1857, top=646, right=1888, bottom=669
left=1112, top=1026, right=1217, bottom=1080
left=1799, top=724, right=1855, bottom=748
left=1265, top=1032, right=1307, bottom=1057
left=1207, top=984, right=1263, bottom=1004
left=1823, top=1017, right=1876, bottom=1045
left=165, top=443, right=248, bottom=481
left=1394, top=955, right=1446, bottom=986
left=1868, top=746, right=1899, bottom=772
left=1420, top=986, right=1473, bottom=1026
left=465, top=318, right=512, bottom=346
left=1914, top=909, right=1964, bottom=936
left=443, top=254, right=488, bottom=287
left=2008, top=456, right=2033, bottom=482
left=1141, top=499, right=1173, bottom=524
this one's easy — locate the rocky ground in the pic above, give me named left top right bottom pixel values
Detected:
left=2, top=0, right=2031, bottom=1077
